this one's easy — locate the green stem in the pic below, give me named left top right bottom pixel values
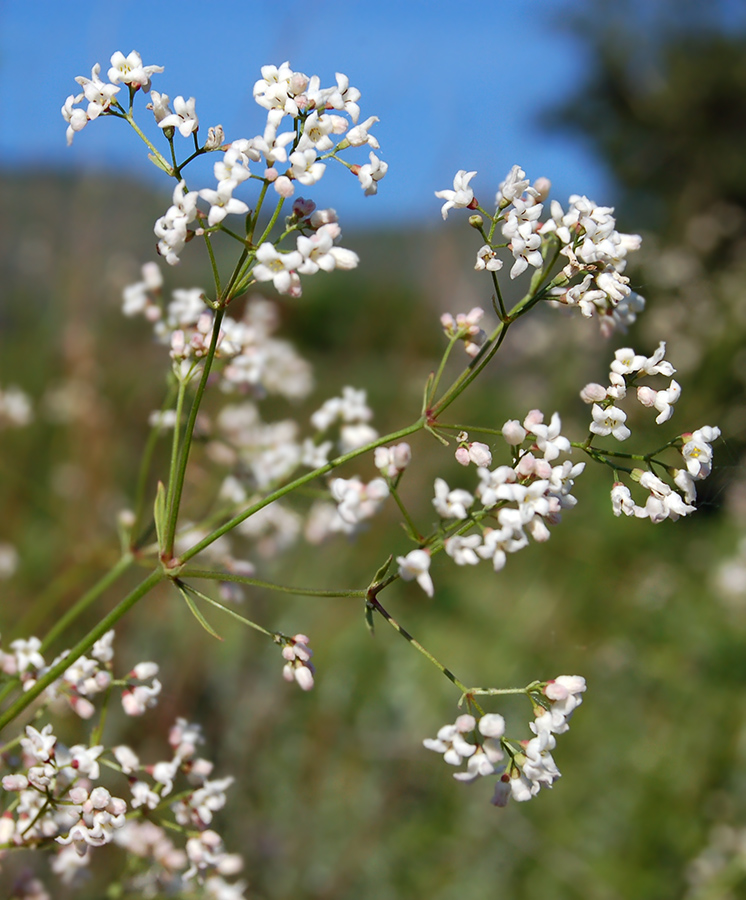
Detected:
left=162, top=307, right=226, bottom=559
left=0, top=569, right=164, bottom=733
left=180, top=583, right=275, bottom=637
left=181, top=418, right=425, bottom=563
left=369, top=597, right=468, bottom=693
left=427, top=337, right=458, bottom=407
left=164, top=378, right=188, bottom=528
left=388, top=484, right=423, bottom=542
left=40, top=553, right=135, bottom=652
left=132, top=382, right=178, bottom=543
left=181, top=569, right=366, bottom=598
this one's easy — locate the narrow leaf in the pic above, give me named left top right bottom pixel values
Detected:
left=178, top=586, right=223, bottom=641
left=154, top=481, right=167, bottom=552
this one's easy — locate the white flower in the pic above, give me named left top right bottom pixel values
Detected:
left=159, top=96, right=199, bottom=137
left=636, top=380, right=681, bottom=424
left=682, top=426, right=720, bottom=479
left=252, top=243, right=303, bottom=294
left=423, top=714, right=476, bottom=765
left=356, top=151, right=388, bottom=195
left=474, top=245, right=503, bottom=272
left=590, top=403, right=631, bottom=441
left=435, top=170, right=477, bottom=219
left=611, top=482, right=636, bottom=516
left=108, top=50, right=163, bottom=91
left=524, top=410, right=571, bottom=460
left=432, top=478, right=474, bottom=520
left=199, top=182, right=250, bottom=227
left=444, top=534, right=482, bottom=566
left=397, top=549, right=434, bottom=597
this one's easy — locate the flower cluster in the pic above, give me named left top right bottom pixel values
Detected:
left=577, top=343, right=720, bottom=523
left=396, top=411, right=583, bottom=594
left=423, top=676, right=586, bottom=806
left=436, top=165, right=644, bottom=336
left=0, top=659, right=245, bottom=896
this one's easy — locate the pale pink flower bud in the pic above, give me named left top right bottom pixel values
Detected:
left=264, top=167, right=278, bottom=182
left=532, top=177, right=551, bottom=202
left=455, top=446, right=470, bottom=466
left=502, top=419, right=527, bottom=445
left=2, top=774, right=28, bottom=791
left=274, top=175, right=295, bottom=197
left=478, top=713, right=506, bottom=738
left=580, top=383, right=607, bottom=404
left=468, top=442, right=492, bottom=467
left=636, top=385, right=657, bottom=408
left=132, top=662, right=159, bottom=680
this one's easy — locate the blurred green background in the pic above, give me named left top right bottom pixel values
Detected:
left=2, top=4, right=746, bottom=899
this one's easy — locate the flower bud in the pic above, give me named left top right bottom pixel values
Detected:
left=468, top=214, right=484, bottom=229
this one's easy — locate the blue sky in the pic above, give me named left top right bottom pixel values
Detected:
left=1, top=0, right=742, bottom=226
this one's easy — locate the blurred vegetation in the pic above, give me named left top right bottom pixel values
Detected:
left=2, top=8, right=746, bottom=897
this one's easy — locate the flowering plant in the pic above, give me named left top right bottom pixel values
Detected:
left=0, top=48, right=720, bottom=896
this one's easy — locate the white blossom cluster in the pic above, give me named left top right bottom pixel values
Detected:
left=423, top=675, right=586, bottom=806
left=435, top=164, right=645, bottom=336
left=579, top=342, right=720, bottom=523
left=64, top=53, right=385, bottom=280
left=124, top=267, right=313, bottom=397
left=0, top=630, right=159, bottom=720
left=0, top=637, right=246, bottom=896
left=397, top=411, right=583, bottom=595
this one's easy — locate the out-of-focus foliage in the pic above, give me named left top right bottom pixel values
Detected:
left=1, top=10, right=746, bottom=896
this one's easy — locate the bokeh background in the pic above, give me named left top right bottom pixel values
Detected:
left=3, top=0, right=746, bottom=897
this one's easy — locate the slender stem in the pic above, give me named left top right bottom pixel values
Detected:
left=388, top=485, right=423, bottom=541
left=164, top=378, right=188, bottom=527
left=430, top=320, right=510, bottom=418
left=436, top=423, right=505, bottom=437
left=369, top=597, right=468, bottom=693
left=40, top=553, right=135, bottom=652
left=180, top=583, right=275, bottom=637
left=427, top=337, right=458, bottom=407
left=132, top=382, right=177, bottom=542
left=162, top=307, right=226, bottom=559
left=181, top=569, right=366, bottom=598
left=181, top=418, right=425, bottom=563
left=0, top=569, right=164, bottom=733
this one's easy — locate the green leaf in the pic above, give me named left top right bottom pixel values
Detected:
left=154, top=480, right=167, bottom=553
left=178, top=586, right=223, bottom=641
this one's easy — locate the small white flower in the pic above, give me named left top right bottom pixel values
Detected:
left=397, top=549, right=434, bottom=597
left=435, top=170, right=477, bottom=219
left=590, top=404, right=630, bottom=441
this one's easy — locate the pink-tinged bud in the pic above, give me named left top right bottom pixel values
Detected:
left=264, top=167, right=278, bottom=182
left=2, top=774, right=28, bottom=791
left=580, top=383, right=607, bottom=404
left=132, top=662, right=159, bottom=680
left=392, top=442, right=411, bottom=470
left=502, top=419, right=527, bottom=445
left=294, top=666, right=315, bottom=691
left=523, top=409, right=544, bottom=430
left=68, top=786, right=88, bottom=804
left=532, top=177, right=551, bottom=202
left=70, top=696, right=96, bottom=719
left=455, top=446, right=470, bottom=466
left=468, top=442, right=492, bottom=468
left=309, top=208, right=339, bottom=228
left=636, top=385, right=657, bottom=407
left=274, top=175, right=295, bottom=198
